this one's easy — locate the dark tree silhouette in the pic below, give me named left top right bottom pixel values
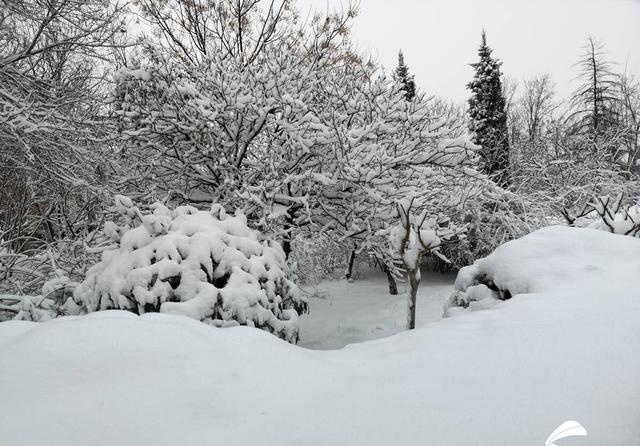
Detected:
left=467, top=31, right=511, bottom=187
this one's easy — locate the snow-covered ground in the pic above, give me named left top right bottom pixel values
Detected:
left=1, top=226, right=639, bottom=446
left=299, top=272, right=454, bottom=349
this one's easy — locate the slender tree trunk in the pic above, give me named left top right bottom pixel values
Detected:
left=406, top=267, right=419, bottom=330
left=281, top=206, right=297, bottom=260
left=384, top=265, right=398, bottom=295
left=282, top=237, right=292, bottom=260
left=345, top=244, right=357, bottom=280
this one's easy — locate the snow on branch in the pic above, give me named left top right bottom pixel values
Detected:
left=563, top=194, right=640, bottom=237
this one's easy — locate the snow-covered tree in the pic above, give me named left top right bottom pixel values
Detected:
left=520, top=74, right=556, bottom=143
left=113, top=1, right=361, bottom=259
left=65, top=196, right=307, bottom=343
left=113, top=1, right=497, bottom=296
left=390, top=198, right=465, bottom=329
left=0, top=0, right=129, bottom=291
left=114, top=0, right=482, bottom=285
left=467, top=31, right=511, bottom=187
left=393, top=51, right=416, bottom=101
left=310, top=75, right=478, bottom=269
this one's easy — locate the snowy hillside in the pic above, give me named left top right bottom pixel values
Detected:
left=1, top=226, right=639, bottom=446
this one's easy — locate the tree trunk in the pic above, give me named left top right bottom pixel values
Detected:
left=282, top=238, right=292, bottom=260
left=384, top=265, right=398, bottom=295
left=281, top=206, right=297, bottom=260
left=345, top=245, right=357, bottom=280
left=406, top=267, right=419, bottom=330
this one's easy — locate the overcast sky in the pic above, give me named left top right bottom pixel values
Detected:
left=298, top=0, right=640, bottom=103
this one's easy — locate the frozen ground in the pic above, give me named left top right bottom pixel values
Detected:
left=298, top=271, right=454, bottom=349
left=1, top=227, right=639, bottom=446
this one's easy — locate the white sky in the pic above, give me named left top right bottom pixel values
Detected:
left=297, top=0, right=640, bottom=102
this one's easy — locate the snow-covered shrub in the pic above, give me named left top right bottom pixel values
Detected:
left=587, top=202, right=640, bottom=236
left=0, top=272, right=76, bottom=322
left=567, top=195, right=640, bottom=237
left=437, top=186, right=547, bottom=270
left=65, top=197, right=308, bottom=342
left=0, top=233, right=83, bottom=321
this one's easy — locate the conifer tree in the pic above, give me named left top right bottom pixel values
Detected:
left=394, top=51, right=416, bottom=101
left=467, top=31, right=510, bottom=186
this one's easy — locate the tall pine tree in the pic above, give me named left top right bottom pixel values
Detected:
left=467, top=31, right=510, bottom=187
left=394, top=51, right=416, bottom=101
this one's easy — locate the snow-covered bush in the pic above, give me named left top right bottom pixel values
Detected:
left=566, top=195, right=640, bottom=237
left=66, top=197, right=307, bottom=342
left=0, top=234, right=82, bottom=322
left=0, top=271, right=76, bottom=322
left=439, top=186, right=548, bottom=269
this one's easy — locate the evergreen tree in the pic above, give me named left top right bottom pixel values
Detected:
left=467, top=31, right=510, bottom=187
left=393, top=51, right=416, bottom=101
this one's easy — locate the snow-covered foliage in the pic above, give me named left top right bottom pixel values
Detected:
left=66, top=196, right=307, bottom=342
left=113, top=1, right=480, bottom=268
left=0, top=235, right=91, bottom=296
left=111, top=4, right=358, bottom=216
left=589, top=205, right=640, bottom=235
left=566, top=194, right=640, bottom=237
left=0, top=271, right=76, bottom=322
left=0, top=235, right=82, bottom=322
left=440, top=186, right=548, bottom=269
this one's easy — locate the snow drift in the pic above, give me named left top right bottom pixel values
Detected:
left=445, top=225, right=640, bottom=315
left=1, top=226, right=639, bottom=446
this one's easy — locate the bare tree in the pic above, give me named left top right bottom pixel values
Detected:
left=569, top=37, right=619, bottom=140
left=0, top=0, right=128, bottom=293
left=133, top=0, right=358, bottom=67
left=616, top=72, right=640, bottom=171
left=520, top=74, right=556, bottom=142
left=502, top=75, right=521, bottom=145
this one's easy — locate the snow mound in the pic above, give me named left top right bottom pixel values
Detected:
left=445, top=225, right=640, bottom=315
left=67, top=198, right=307, bottom=342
